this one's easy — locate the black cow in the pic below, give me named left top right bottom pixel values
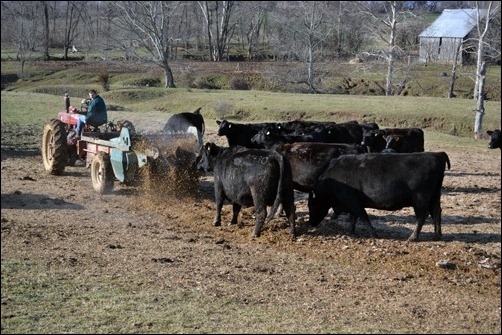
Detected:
left=163, top=107, right=205, bottom=146
left=361, top=128, right=387, bottom=153
left=308, top=152, right=451, bottom=241
left=271, top=142, right=367, bottom=193
left=362, top=128, right=424, bottom=153
left=266, top=142, right=366, bottom=221
left=384, top=128, right=424, bottom=152
left=216, top=120, right=274, bottom=149
left=251, top=126, right=322, bottom=148
left=275, top=120, right=337, bottom=135
left=486, top=130, right=501, bottom=150
left=196, top=142, right=296, bottom=238
left=319, top=123, right=379, bottom=145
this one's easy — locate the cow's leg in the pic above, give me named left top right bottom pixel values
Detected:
left=252, top=203, right=267, bottom=238
left=409, top=204, right=428, bottom=242
left=329, top=207, right=341, bottom=220
left=212, top=187, right=224, bottom=227
left=212, top=202, right=223, bottom=226
left=431, top=206, right=443, bottom=241
left=347, top=207, right=377, bottom=238
left=231, top=203, right=242, bottom=226
left=283, top=202, right=296, bottom=237
left=276, top=203, right=285, bottom=217
left=430, top=203, right=442, bottom=241
left=348, top=213, right=359, bottom=235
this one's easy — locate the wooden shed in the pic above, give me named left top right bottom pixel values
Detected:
left=419, top=9, right=486, bottom=65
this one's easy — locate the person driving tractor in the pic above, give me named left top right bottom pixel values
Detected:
left=75, top=89, right=107, bottom=136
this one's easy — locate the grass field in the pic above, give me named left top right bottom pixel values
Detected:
left=1, top=58, right=500, bottom=139
left=1, top=87, right=500, bottom=140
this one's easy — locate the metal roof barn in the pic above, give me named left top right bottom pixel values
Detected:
left=419, top=9, right=486, bottom=64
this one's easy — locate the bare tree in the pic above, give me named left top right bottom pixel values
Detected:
left=42, top=1, right=50, bottom=60
left=473, top=1, right=500, bottom=139
left=112, top=1, right=181, bottom=88
left=302, top=1, right=332, bottom=93
left=356, top=1, right=416, bottom=96
left=62, top=1, right=84, bottom=59
left=80, top=2, right=116, bottom=61
left=448, top=42, right=462, bottom=99
left=474, top=61, right=487, bottom=139
left=98, top=3, right=137, bottom=61
left=197, top=1, right=237, bottom=61
left=3, top=1, right=40, bottom=76
left=235, top=1, right=269, bottom=60
left=272, top=1, right=335, bottom=93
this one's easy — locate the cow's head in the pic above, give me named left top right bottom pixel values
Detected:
left=487, top=130, right=501, bottom=150
left=361, top=128, right=384, bottom=152
left=216, top=120, right=230, bottom=136
left=251, top=126, right=276, bottom=146
left=196, top=142, right=218, bottom=172
left=384, top=134, right=403, bottom=151
left=307, top=191, right=330, bottom=227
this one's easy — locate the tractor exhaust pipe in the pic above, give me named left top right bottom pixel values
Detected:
left=64, top=92, right=70, bottom=113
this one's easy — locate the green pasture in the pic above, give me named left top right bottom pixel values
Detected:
left=1, top=88, right=500, bottom=140
left=1, top=56, right=500, bottom=142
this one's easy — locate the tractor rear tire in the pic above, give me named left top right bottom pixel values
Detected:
left=91, top=152, right=115, bottom=194
left=41, top=118, right=68, bottom=175
left=117, top=120, right=136, bottom=136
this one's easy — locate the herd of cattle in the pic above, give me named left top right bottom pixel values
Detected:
left=163, top=110, right=501, bottom=242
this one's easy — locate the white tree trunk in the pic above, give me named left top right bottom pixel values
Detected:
left=474, top=62, right=486, bottom=139
left=385, top=3, right=397, bottom=96
left=448, top=43, right=462, bottom=98
left=473, top=1, right=492, bottom=100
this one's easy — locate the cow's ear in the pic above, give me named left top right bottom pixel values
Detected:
left=487, top=130, right=493, bottom=135
left=216, top=120, right=221, bottom=125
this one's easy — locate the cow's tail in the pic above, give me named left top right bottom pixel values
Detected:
left=192, top=106, right=205, bottom=135
left=266, top=151, right=285, bottom=222
left=442, top=152, right=451, bottom=170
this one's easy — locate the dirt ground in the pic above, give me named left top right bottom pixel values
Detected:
left=1, top=118, right=501, bottom=333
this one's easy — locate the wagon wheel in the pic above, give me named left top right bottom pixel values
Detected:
left=41, top=118, right=68, bottom=175
left=91, top=152, right=114, bottom=194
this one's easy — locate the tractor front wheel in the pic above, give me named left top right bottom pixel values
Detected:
left=41, top=119, right=68, bottom=175
left=91, top=152, right=114, bottom=194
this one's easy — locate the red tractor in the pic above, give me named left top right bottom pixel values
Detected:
left=41, top=92, right=135, bottom=176
left=41, top=93, right=201, bottom=194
